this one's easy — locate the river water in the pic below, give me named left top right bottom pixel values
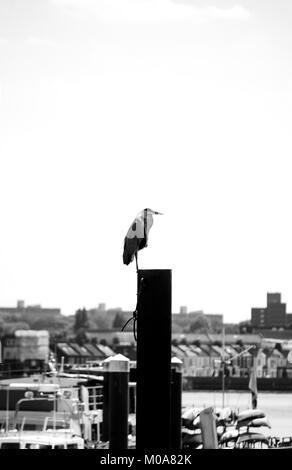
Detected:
left=182, top=391, right=292, bottom=438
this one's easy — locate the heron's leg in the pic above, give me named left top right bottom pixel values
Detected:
left=135, top=252, right=139, bottom=273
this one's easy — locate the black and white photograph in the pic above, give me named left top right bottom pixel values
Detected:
left=0, top=0, right=292, bottom=458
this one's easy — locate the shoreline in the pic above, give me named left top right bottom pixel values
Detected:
left=183, top=376, right=292, bottom=392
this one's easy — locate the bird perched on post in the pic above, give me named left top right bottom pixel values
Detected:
left=123, top=208, right=163, bottom=271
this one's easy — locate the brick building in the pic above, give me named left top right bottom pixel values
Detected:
left=251, top=292, right=289, bottom=329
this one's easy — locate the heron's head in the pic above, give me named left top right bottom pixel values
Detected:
left=144, top=208, right=163, bottom=215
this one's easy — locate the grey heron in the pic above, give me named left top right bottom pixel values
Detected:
left=123, top=208, right=163, bottom=271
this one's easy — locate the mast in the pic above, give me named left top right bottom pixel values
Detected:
left=5, top=386, right=9, bottom=432
left=222, top=326, right=225, bottom=408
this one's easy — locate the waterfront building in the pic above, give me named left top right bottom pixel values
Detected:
left=84, top=330, right=134, bottom=345
left=2, top=330, right=49, bottom=376
left=256, top=350, right=267, bottom=378
left=53, top=342, right=115, bottom=366
left=112, top=342, right=137, bottom=361
left=199, top=344, right=221, bottom=376
left=236, top=348, right=253, bottom=376
left=251, top=292, right=288, bottom=329
left=264, top=348, right=285, bottom=378
left=54, top=343, right=80, bottom=365
left=70, top=343, right=93, bottom=363
left=96, top=344, right=115, bottom=358
left=172, top=333, right=262, bottom=345
left=83, top=344, right=105, bottom=361
left=188, top=345, right=210, bottom=376
left=176, top=344, right=198, bottom=376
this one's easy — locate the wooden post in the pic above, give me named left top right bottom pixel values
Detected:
left=101, top=357, right=111, bottom=442
left=200, top=407, right=218, bottom=449
left=171, top=357, right=183, bottom=449
left=136, top=269, right=172, bottom=450
left=108, top=354, right=130, bottom=450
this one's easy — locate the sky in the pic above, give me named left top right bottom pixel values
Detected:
left=0, top=0, right=292, bottom=322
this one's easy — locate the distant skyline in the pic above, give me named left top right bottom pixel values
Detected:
left=1, top=1, right=292, bottom=323
left=0, top=290, right=290, bottom=324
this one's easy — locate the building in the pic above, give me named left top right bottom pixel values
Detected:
left=172, top=333, right=262, bottom=346
left=179, top=306, right=188, bottom=315
left=1, top=330, right=49, bottom=376
left=53, top=342, right=115, bottom=365
left=172, top=311, right=224, bottom=331
left=0, top=300, right=61, bottom=318
left=251, top=292, right=288, bottom=329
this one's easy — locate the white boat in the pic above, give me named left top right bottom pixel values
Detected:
left=0, top=430, right=84, bottom=449
left=0, top=381, right=94, bottom=449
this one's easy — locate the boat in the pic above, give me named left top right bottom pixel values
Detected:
left=0, top=431, right=84, bottom=449
left=181, top=406, right=238, bottom=449
left=236, top=416, right=271, bottom=430
left=219, top=429, right=239, bottom=449
left=236, top=408, right=266, bottom=422
left=0, top=380, right=98, bottom=449
left=218, top=408, right=274, bottom=449
left=0, top=381, right=86, bottom=449
left=234, top=432, right=270, bottom=449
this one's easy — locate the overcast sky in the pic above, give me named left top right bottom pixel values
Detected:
left=0, top=0, right=292, bottom=322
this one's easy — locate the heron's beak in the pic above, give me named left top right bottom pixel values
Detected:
left=154, top=211, right=163, bottom=215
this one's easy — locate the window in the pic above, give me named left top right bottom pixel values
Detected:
left=25, top=444, right=35, bottom=449
left=1, top=443, right=20, bottom=449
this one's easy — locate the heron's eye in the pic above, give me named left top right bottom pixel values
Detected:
left=132, top=222, right=136, bottom=230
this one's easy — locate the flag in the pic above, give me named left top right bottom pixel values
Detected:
left=248, top=353, right=258, bottom=409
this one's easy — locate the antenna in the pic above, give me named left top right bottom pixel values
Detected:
left=222, top=326, right=225, bottom=408
left=5, top=386, right=9, bottom=432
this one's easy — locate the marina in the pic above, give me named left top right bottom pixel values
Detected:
left=0, top=361, right=292, bottom=449
left=183, top=391, right=292, bottom=440
left=1, top=0, right=292, bottom=458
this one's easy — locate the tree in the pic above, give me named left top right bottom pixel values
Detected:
left=3, top=322, right=30, bottom=335
left=112, top=336, right=120, bottom=346
left=172, top=323, right=183, bottom=334
left=112, top=313, right=125, bottom=329
left=275, top=342, right=283, bottom=353
left=189, top=315, right=210, bottom=332
left=92, top=313, right=112, bottom=330
left=30, top=317, right=70, bottom=332
left=74, top=308, right=89, bottom=333
left=76, top=329, right=87, bottom=345
left=239, top=320, right=252, bottom=334
left=178, top=337, right=188, bottom=345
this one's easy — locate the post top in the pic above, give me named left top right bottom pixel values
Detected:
left=171, top=356, right=183, bottom=372
left=105, top=353, right=130, bottom=372
left=171, top=357, right=183, bottom=364
left=138, top=269, right=172, bottom=271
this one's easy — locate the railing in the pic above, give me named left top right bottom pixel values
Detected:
left=43, top=415, right=71, bottom=431
left=0, top=413, right=72, bottom=433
